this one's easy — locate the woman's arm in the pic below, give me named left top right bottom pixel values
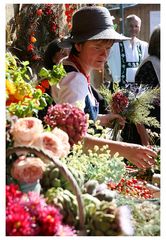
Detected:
left=83, top=134, right=156, bottom=169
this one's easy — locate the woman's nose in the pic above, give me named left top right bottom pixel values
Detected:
left=101, top=49, right=109, bottom=58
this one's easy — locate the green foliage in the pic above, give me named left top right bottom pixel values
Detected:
left=7, top=90, right=52, bottom=118
left=6, top=52, right=33, bottom=82
left=38, top=64, right=66, bottom=86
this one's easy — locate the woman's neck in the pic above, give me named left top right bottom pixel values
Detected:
left=69, top=54, right=91, bottom=75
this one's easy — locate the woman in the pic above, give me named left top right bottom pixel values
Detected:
left=43, top=38, right=70, bottom=69
left=51, top=6, right=157, bottom=169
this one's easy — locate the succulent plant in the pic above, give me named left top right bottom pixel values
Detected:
left=40, top=164, right=84, bottom=193
left=45, top=187, right=79, bottom=227
left=85, top=200, right=134, bottom=236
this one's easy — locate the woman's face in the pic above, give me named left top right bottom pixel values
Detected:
left=75, top=40, right=114, bottom=71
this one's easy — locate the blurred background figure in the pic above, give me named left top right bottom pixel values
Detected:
left=38, top=38, right=70, bottom=121
left=43, top=38, right=70, bottom=70
left=135, top=25, right=160, bottom=86
left=107, top=14, right=148, bottom=88
left=135, top=25, right=160, bottom=145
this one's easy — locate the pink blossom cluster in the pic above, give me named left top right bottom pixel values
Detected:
left=111, top=91, right=129, bottom=114
left=44, top=103, right=88, bottom=146
left=6, top=183, right=76, bottom=236
left=11, top=117, right=70, bottom=159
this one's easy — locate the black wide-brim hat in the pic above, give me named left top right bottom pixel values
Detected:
left=58, top=6, right=130, bottom=48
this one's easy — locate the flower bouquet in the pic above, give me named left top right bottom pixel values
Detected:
left=100, top=84, right=160, bottom=141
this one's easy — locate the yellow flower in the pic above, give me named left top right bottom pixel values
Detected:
left=6, top=79, right=16, bottom=95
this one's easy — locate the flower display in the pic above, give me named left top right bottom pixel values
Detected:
left=6, top=183, right=76, bottom=236
left=6, top=53, right=52, bottom=117
left=10, top=116, right=70, bottom=159
left=6, top=5, right=160, bottom=236
left=11, top=156, right=46, bottom=183
left=44, top=103, right=89, bottom=145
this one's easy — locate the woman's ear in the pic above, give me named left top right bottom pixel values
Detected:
left=74, top=43, right=82, bottom=52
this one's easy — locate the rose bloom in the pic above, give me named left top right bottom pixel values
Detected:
left=33, top=132, right=69, bottom=159
left=11, top=117, right=44, bottom=146
left=52, top=127, right=70, bottom=155
left=11, top=156, right=46, bottom=183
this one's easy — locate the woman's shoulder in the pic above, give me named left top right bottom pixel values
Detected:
left=60, top=71, right=88, bottom=89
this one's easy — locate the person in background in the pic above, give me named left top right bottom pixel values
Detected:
left=38, top=39, right=70, bottom=121
left=107, top=14, right=149, bottom=145
left=135, top=25, right=160, bottom=145
left=107, top=14, right=148, bottom=87
left=43, top=38, right=70, bottom=70
left=50, top=6, right=157, bottom=169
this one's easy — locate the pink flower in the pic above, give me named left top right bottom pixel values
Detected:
left=33, top=132, right=69, bottom=158
left=11, top=156, right=45, bottom=183
left=52, top=127, right=70, bottom=156
left=6, top=184, right=23, bottom=205
left=111, top=91, right=129, bottom=114
left=44, top=103, right=88, bottom=146
left=11, top=117, right=43, bottom=146
left=56, top=224, right=77, bottom=236
left=6, top=202, right=35, bottom=236
left=6, top=184, right=76, bottom=236
left=37, top=206, right=62, bottom=235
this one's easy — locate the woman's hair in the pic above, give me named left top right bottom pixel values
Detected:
left=70, top=42, right=85, bottom=56
left=43, top=39, right=61, bottom=69
left=148, top=25, right=160, bottom=59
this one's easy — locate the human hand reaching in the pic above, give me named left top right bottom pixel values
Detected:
left=117, top=141, right=157, bottom=169
left=98, top=113, right=126, bottom=128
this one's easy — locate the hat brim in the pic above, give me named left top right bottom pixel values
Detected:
left=58, top=28, right=130, bottom=48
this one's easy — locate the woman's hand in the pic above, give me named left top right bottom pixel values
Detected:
left=97, top=113, right=126, bottom=128
left=118, top=141, right=157, bottom=169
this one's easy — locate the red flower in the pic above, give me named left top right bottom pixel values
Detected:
left=27, top=44, right=34, bottom=52
left=6, top=184, right=22, bottom=205
left=44, top=103, right=88, bottom=146
left=111, top=91, right=129, bottom=114
left=36, top=85, right=45, bottom=93
left=6, top=203, right=35, bottom=236
left=50, top=22, right=57, bottom=32
left=65, top=4, right=70, bottom=9
left=41, top=79, right=50, bottom=89
left=36, top=9, right=43, bottom=16
left=44, top=8, right=53, bottom=15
